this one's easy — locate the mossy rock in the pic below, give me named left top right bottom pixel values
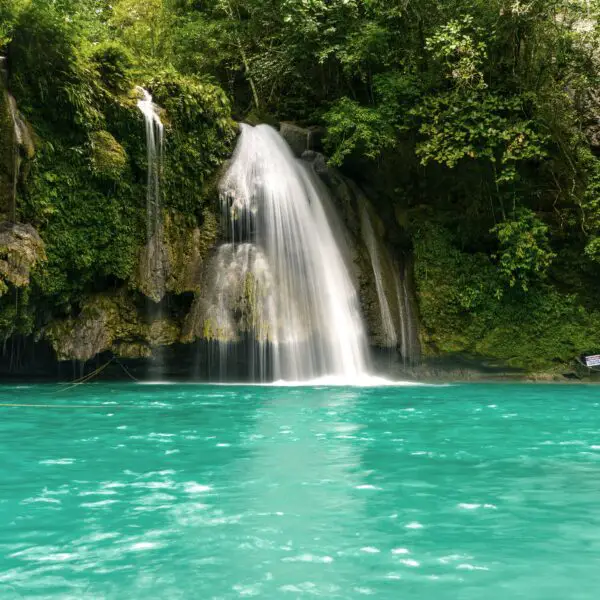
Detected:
left=0, top=222, right=46, bottom=296
left=46, top=291, right=159, bottom=361
left=89, top=130, right=128, bottom=180
left=165, top=208, right=219, bottom=294
left=148, top=318, right=180, bottom=346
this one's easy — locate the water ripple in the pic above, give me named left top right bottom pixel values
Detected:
left=1, top=382, right=600, bottom=598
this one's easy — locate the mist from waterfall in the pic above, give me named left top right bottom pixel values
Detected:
left=203, top=123, right=370, bottom=382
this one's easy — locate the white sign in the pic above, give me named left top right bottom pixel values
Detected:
left=585, top=355, right=600, bottom=367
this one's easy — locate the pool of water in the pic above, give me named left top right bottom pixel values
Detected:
left=1, top=382, right=599, bottom=598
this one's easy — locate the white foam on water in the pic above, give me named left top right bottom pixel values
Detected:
left=183, top=482, right=213, bottom=494
left=129, top=541, right=162, bottom=552
left=269, top=375, right=429, bottom=387
left=134, top=379, right=447, bottom=388
left=399, top=558, right=420, bottom=567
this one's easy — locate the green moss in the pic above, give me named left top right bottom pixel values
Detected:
left=164, top=207, right=219, bottom=295
left=89, top=130, right=128, bottom=179
left=46, top=291, right=183, bottom=361
left=413, top=222, right=600, bottom=371
left=145, top=70, right=237, bottom=216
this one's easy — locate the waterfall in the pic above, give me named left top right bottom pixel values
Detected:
left=136, top=87, right=166, bottom=378
left=201, top=123, right=370, bottom=382
left=391, top=260, right=420, bottom=366
left=359, top=199, right=420, bottom=365
left=136, top=87, right=166, bottom=303
left=7, top=95, right=22, bottom=223
left=359, top=201, right=397, bottom=348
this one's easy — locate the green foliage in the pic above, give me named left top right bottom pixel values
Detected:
left=9, top=4, right=104, bottom=130
left=21, top=144, right=143, bottom=309
left=89, top=41, right=133, bottom=93
left=110, top=0, right=172, bottom=61
left=4, top=0, right=600, bottom=372
left=148, top=70, right=236, bottom=215
left=425, top=16, right=487, bottom=89
left=412, top=92, right=548, bottom=180
left=491, top=208, right=555, bottom=292
left=323, top=97, right=396, bottom=167
left=0, top=0, right=20, bottom=49
left=413, top=222, right=600, bottom=370
left=3, top=0, right=235, bottom=329
left=89, top=130, right=129, bottom=180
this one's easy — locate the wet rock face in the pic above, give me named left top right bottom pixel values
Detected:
left=138, top=222, right=169, bottom=304
left=46, top=293, right=181, bottom=362
left=301, top=150, right=421, bottom=362
left=279, top=122, right=325, bottom=157
left=48, top=308, right=113, bottom=363
left=138, top=208, right=219, bottom=302
left=0, top=222, right=46, bottom=295
left=0, top=61, right=14, bottom=219
left=0, top=58, right=35, bottom=221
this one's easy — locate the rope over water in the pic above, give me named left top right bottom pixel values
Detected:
left=0, top=354, right=141, bottom=408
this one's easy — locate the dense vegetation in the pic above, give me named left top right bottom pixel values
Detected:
left=2, top=0, right=600, bottom=374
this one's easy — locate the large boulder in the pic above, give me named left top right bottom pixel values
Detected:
left=46, top=292, right=181, bottom=362
left=279, top=122, right=325, bottom=157
left=0, top=222, right=45, bottom=295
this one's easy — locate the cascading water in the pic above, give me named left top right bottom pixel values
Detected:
left=136, top=87, right=166, bottom=303
left=202, top=124, right=370, bottom=382
left=391, top=260, right=421, bottom=366
left=359, top=198, right=420, bottom=365
left=359, top=201, right=397, bottom=348
left=136, top=87, right=166, bottom=377
left=7, top=95, right=23, bottom=222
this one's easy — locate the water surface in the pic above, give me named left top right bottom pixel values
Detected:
left=1, top=383, right=599, bottom=598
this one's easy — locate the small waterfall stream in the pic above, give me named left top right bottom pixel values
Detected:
left=136, top=87, right=166, bottom=377
left=7, top=95, right=23, bottom=222
left=359, top=198, right=420, bottom=366
left=137, top=87, right=166, bottom=302
left=201, top=124, right=370, bottom=382
left=359, top=201, right=397, bottom=348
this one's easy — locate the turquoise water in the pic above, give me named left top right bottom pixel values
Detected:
left=1, top=383, right=600, bottom=599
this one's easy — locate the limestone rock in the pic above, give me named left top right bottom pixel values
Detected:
left=148, top=318, right=180, bottom=346
left=138, top=208, right=220, bottom=302
left=138, top=222, right=169, bottom=303
left=280, top=122, right=324, bottom=157
left=0, top=222, right=46, bottom=295
left=46, top=292, right=179, bottom=362
left=165, top=208, right=219, bottom=294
